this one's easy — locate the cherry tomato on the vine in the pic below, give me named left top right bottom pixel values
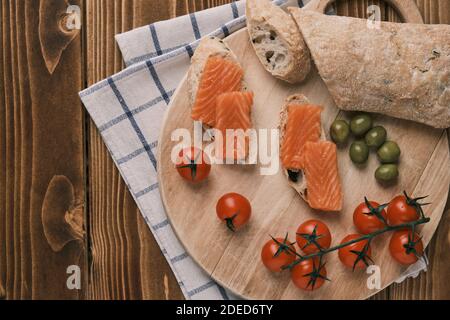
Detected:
left=387, top=192, right=426, bottom=226
left=296, top=220, right=332, bottom=254
left=291, top=258, right=329, bottom=291
left=261, top=235, right=296, bottom=273
left=338, top=234, right=373, bottom=270
left=353, top=198, right=388, bottom=234
left=176, top=147, right=211, bottom=183
left=389, top=230, right=424, bottom=266
left=216, top=193, right=251, bottom=232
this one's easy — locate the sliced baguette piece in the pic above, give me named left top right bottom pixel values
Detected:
left=246, top=0, right=311, bottom=84
left=279, top=94, right=325, bottom=202
left=187, top=37, right=246, bottom=110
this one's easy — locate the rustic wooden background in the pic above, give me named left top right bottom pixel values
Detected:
left=0, top=0, right=448, bottom=300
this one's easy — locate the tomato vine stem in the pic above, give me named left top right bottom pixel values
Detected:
left=283, top=217, right=430, bottom=270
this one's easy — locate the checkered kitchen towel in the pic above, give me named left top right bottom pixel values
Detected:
left=80, top=0, right=427, bottom=300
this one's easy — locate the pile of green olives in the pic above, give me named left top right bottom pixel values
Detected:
left=330, top=113, right=401, bottom=183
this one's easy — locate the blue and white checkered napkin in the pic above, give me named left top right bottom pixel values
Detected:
left=80, top=0, right=426, bottom=300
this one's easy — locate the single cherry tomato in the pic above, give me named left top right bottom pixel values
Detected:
left=389, top=230, right=424, bottom=266
left=387, top=192, right=427, bottom=226
left=291, top=258, right=329, bottom=291
left=216, top=193, right=251, bottom=232
left=176, top=147, right=211, bottom=183
left=353, top=198, right=388, bottom=234
left=261, top=235, right=296, bottom=273
left=338, top=234, right=373, bottom=270
left=296, top=220, right=332, bottom=254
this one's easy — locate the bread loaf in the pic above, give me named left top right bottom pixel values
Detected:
left=289, top=8, right=450, bottom=129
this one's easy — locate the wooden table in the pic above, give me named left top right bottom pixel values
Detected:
left=0, top=0, right=448, bottom=300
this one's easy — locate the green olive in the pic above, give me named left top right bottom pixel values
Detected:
left=350, top=114, right=373, bottom=137
left=330, top=120, right=350, bottom=144
left=350, top=141, right=370, bottom=164
left=365, top=126, right=387, bottom=148
left=375, top=164, right=399, bottom=182
left=377, top=141, right=401, bottom=163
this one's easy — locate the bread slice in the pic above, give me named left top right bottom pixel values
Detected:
left=246, top=0, right=311, bottom=84
left=187, top=36, right=246, bottom=109
left=279, top=94, right=325, bottom=201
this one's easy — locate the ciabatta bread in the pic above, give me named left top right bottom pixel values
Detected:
left=289, top=8, right=450, bottom=129
left=279, top=94, right=325, bottom=201
left=246, top=0, right=311, bottom=84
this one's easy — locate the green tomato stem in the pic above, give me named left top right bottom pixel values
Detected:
left=284, top=217, right=430, bottom=270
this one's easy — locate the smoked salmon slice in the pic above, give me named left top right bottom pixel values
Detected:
left=281, top=104, right=322, bottom=170
left=303, top=141, right=343, bottom=212
left=215, top=91, right=254, bottom=160
left=191, top=56, right=244, bottom=127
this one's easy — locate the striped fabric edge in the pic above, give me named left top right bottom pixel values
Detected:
left=117, top=0, right=293, bottom=66
left=86, top=98, right=232, bottom=300
left=80, top=0, right=296, bottom=98
left=80, top=16, right=246, bottom=99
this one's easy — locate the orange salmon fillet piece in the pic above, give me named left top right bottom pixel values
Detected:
left=215, top=91, right=254, bottom=161
left=281, top=104, right=322, bottom=170
left=191, top=56, right=244, bottom=127
left=303, top=141, right=343, bottom=212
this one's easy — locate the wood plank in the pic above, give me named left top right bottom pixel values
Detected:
left=0, top=0, right=87, bottom=299
left=85, top=0, right=208, bottom=300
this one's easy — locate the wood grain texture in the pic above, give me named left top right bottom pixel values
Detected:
left=85, top=0, right=189, bottom=300
left=60, top=0, right=450, bottom=301
left=0, top=0, right=449, bottom=300
left=0, top=0, right=86, bottom=299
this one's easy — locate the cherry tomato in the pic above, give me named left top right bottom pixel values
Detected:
left=216, top=193, right=251, bottom=232
left=261, top=236, right=296, bottom=273
left=176, top=147, right=211, bottom=183
left=291, top=258, right=329, bottom=291
left=353, top=198, right=388, bottom=234
left=338, top=234, right=373, bottom=270
left=389, top=230, right=424, bottom=266
left=387, top=193, right=423, bottom=226
left=296, top=220, right=332, bottom=254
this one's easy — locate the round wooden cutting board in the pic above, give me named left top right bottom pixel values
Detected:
left=158, top=23, right=450, bottom=300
